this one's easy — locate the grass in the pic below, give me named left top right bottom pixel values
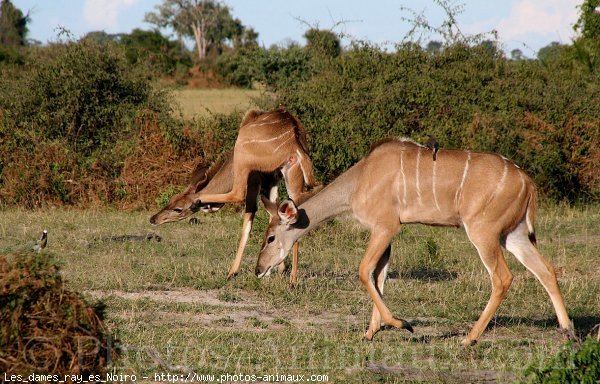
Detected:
left=171, top=88, right=263, bottom=119
left=0, top=204, right=598, bottom=382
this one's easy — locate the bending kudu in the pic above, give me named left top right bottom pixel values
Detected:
left=255, top=138, right=573, bottom=345
left=150, top=108, right=317, bottom=283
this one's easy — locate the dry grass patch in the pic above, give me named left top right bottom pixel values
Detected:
left=172, top=88, right=262, bottom=119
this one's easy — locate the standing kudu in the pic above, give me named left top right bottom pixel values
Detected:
left=255, top=138, right=573, bottom=345
left=150, top=108, right=317, bottom=283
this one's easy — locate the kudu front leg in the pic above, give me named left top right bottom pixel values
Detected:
left=227, top=173, right=261, bottom=279
left=462, top=234, right=513, bottom=346
left=194, top=168, right=251, bottom=205
left=359, top=231, right=413, bottom=340
left=364, top=243, right=392, bottom=341
left=227, top=211, right=254, bottom=279
left=289, top=241, right=299, bottom=285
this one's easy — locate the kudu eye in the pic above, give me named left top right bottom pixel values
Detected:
left=267, top=235, right=275, bottom=244
left=190, top=201, right=202, bottom=212
left=174, top=208, right=183, bottom=213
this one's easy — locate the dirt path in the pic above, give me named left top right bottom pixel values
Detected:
left=86, top=288, right=363, bottom=333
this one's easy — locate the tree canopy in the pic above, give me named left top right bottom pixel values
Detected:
left=144, top=0, right=256, bottom=61
left=0, top=0, right=29, bottom=47
left=574, top=0, right=600, bottom=39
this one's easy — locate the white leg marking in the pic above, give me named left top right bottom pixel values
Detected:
left=379, top=263, right=389, bottom=295
left=241, top=219, right=252, bottom=242
left=269, top=185, right=278, bottom=202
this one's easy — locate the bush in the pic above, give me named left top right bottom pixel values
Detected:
left=0, top=252, right=116, bottom=375
left=264, top=41, right=599, bottom=201
left=0, top=39, right=177, bottom=207
left=524, top=337, right=600, bottom=383
left=215, top=44, right=312, bottom=89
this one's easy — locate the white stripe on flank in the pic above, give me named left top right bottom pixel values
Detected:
left=455, top=152, right=471, bottom=207
left=415, top=148, right=423, bottom=205
left=483, top=159, right=509, bottom=212
left=242, top=129, right=293, bottom=146
left=272, top=132, right=295, bottom=153
left=252, top=117, right=287, bottom=126
left=400, top=150, right=407, bottom=206
left=518, top=170, right=526, bottom=201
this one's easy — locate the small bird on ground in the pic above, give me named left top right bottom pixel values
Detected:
left=33, top=229, right=48, bottom=252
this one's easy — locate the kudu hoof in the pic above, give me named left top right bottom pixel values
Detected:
left=460, top=338, right=478, bottom=347
left=226, top=271, right=239, bottom=280
left=393, top=317, right=414, bottom=333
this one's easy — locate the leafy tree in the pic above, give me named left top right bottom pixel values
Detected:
left=537, top=41, right=566, bottom=64
left=83, top=31, right=120, bottom=44
left=426, top=40, right=442, bottom=54
left=304, top=28, right=341, bottom=57
left=511, top=48, right=524, bottom=60
left=144, top=0, right=255, bottom=61
left=119, top=28, right=192, bottom=76
left=574, top=0, right=600, bottom=39
left=0, top=0, right=29, bottom=47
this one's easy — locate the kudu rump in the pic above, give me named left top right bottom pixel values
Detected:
left=256, top=138, right=573, bottom=345
left=151, top=108, right=317, bottom=283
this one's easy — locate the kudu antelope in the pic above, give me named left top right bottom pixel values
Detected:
left=255, top=138, right=573, bottom=345
left=150, top=108, right=317, bottom=283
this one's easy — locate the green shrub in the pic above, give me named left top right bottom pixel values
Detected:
left=0, top=39, right=176, bottom=207
left=264, top=41, right=599, bottom=201
left=215, top=44, right=312, bottom=89
left=524, top=337, right=600, bottom=383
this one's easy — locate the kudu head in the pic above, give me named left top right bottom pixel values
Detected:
left=149, top=163, right=224, bottom=225
left=255, top=196, right=299, bottom=278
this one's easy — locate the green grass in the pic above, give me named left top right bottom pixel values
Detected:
left=0, top=204, right=598, bottom=382
left=171, top=88, right=263, bottom=119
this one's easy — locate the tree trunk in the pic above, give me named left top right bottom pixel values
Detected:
left=192, top=20, right=207, bottom=61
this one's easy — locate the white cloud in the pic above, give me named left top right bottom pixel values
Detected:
left=83, top=0, right=140, bottom=30
left=495, top=0, right=579, bottom=44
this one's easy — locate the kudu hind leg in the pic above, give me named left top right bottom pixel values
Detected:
left=359, top=230, right=412, bottom=338
left=282, top=154, right=311, bottom=205
left=364, top=243, right=392, bottom=341
left=504, top=222, right=573, bottom=334
left=228, top=211, right=254, bottom=279
left=463, top=229, right=513, bottom=346
left=281, top=157, right=304, bottom=285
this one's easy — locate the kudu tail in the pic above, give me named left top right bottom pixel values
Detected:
left=289, top=112, right=318, bottom=189
left=525, top=187, right=538, bottom=246
left=298, top=151, right=317, bottom=189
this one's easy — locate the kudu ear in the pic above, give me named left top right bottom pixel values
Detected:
left=277, top=199, right=299, bottom=225
left=260, top=195, right=279, bottom=218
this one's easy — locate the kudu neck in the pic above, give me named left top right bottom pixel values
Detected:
left=289, top=161, right=363, bottom=242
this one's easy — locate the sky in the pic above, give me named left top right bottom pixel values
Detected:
left=14, top=0, right=582, bottom=57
